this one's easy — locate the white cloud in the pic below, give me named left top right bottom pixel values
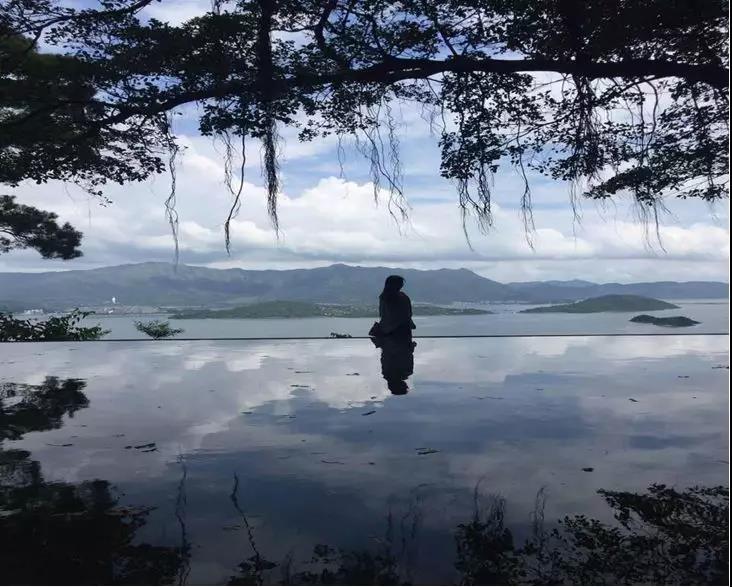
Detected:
left=1, top=129, right=728, bottom=282
left=141, top=0, right=210, bottom=25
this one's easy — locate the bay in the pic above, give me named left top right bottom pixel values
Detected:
left=74, top=299, right=729, bottom=339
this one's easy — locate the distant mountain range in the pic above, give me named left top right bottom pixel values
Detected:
left=0, top=262, right=727, bottom=310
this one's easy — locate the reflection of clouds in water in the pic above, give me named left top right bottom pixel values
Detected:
left=413, top=335, right=721, bottom=386
left=585, top=334, right=727, bottom=361
left=177, top=342, right=389, bottom=409
left=414, top=337, right=581, bottom=384
left=1, top=336, right=727, bottom=583
left=2, top=337, right=727, bottom=491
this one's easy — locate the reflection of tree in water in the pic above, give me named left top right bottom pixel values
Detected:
left=453, top=483, right=728, bottom=586
left=227, top=484, right=728, bottom=586
left=0, top=377, right=188, bottom=585
left=0, top=378, right=727, bottom=585
left=227, top=475, right=420, bottom=586
left=229, top=537, right=402, bottom=586
left=0, top=376, right=89, bottom=440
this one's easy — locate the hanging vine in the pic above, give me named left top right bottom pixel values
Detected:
left=0, top=0, right=727, bottom=254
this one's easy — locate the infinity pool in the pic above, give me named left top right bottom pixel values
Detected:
left=0, top=336, right=728, bottom=584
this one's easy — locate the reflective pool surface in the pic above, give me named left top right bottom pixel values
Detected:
left=1, top=336, right=728, bottom=585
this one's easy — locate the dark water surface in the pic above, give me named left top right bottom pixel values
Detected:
left=1, top=336, right=728, bottom=584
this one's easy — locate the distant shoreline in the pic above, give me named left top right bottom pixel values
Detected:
left=168, top=301, right=493, bottom=320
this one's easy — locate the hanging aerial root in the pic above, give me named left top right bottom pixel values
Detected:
left=353, top=99, right=409, bottom=227
left=262, top=115, right=280, bottom=233
left=221, top=131, right=246, bottom=254
left=163, top=114, right=180, bottom=267
left=515, top=122, right=535, bottom=248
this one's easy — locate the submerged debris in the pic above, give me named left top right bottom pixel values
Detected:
left=416, top=448, right=440, bottom=455
left=133, top=442, right=156, bottom=449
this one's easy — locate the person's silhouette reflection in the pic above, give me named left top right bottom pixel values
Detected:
left=370, top=334, right=415, bottom=395
left=380, top=336, right=414, bottom=394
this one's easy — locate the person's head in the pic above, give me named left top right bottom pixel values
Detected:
left=381, top=275, right=405, bottom=298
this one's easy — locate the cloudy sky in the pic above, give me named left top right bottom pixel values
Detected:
left=2, top=0, right=728, bottom=283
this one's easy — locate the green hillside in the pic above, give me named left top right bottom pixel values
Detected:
left=630, top=315, right=700, bottom=327
left=169, top=301, right=491, bottom=319
left=520, top=295, right=679, bottom=314
left=0, top=262, right=726, bottom=310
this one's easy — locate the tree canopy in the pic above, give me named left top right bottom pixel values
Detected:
left=1, top=0, right=728, bottom=247
left=0, top=195, right=82, bottom=258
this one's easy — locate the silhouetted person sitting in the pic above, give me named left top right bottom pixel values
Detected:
left=369, top=275, right=416, bottom=394
left=376, top=275, right=415, bottom=342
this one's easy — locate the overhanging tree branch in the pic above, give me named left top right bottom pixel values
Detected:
left=92, top=56, right=726, bottom=127
left=1, top=0, right=728, bottom=247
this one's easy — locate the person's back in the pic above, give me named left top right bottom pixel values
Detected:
left=378, top=275, right=414, bottom=340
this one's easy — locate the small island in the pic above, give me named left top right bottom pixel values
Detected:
left=630, top=314, right=700, bottom=327
left=520, top=294, right=679, bottom=314
left=169, top=300, right=492, bottom=319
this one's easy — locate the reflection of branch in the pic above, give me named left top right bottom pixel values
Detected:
left=230, top=473, right=267, bottom=585
left=175, top=455, right=191, bottom=586
left=397, top=485, right=424, bottom=583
